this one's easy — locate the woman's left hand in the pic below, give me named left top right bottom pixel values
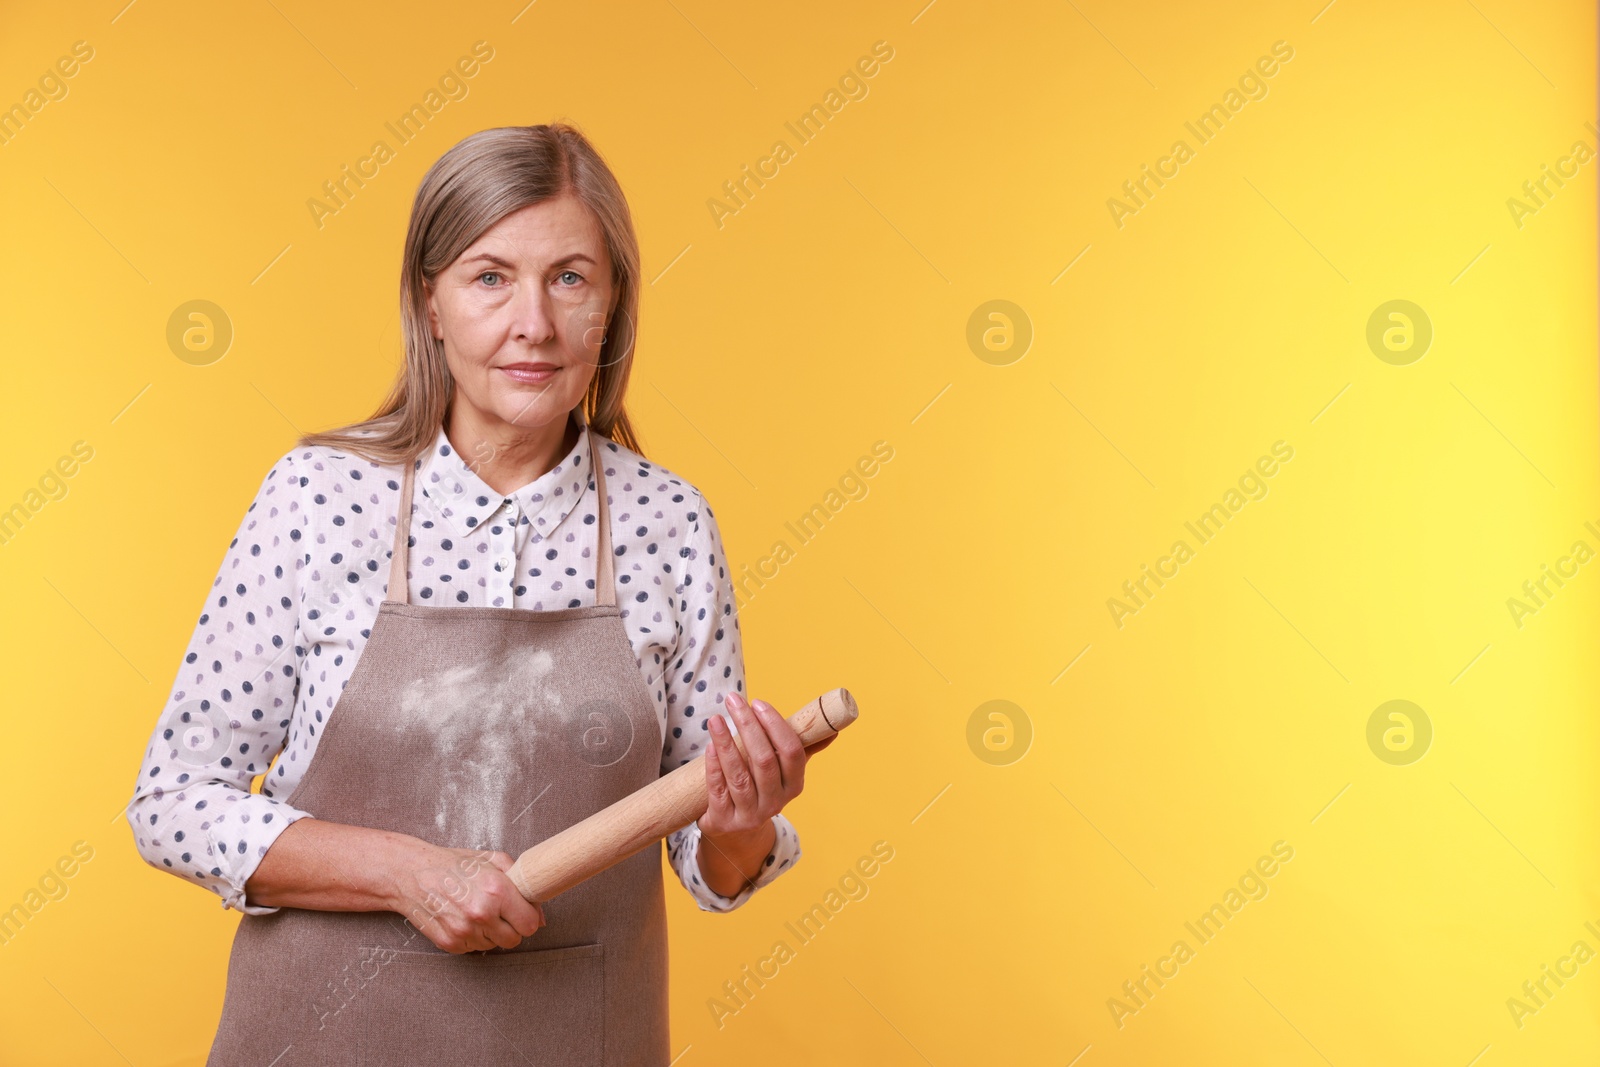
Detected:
left=699, top=692, right=832, bottom=840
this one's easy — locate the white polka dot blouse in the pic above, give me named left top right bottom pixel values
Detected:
left=125, top=416, right=801, bottom=915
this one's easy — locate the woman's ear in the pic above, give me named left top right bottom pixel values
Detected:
left=422, top=276, right=443, bottom=341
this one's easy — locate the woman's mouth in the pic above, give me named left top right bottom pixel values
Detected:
left=499, top=362, right=559, bottom=383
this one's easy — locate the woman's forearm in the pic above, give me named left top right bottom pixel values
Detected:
left=245, top=818, right=548, bottom=954
left=697, top=819, right=778, bottom=899
left=243, top=818, right=416, bottom=912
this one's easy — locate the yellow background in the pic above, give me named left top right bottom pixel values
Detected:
left=1, top=0, right=1597, bottom=1063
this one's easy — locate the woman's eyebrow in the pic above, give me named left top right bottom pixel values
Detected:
left=459, top=252, right=597, bottom=269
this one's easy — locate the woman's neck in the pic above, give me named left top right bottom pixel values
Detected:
left=444, top=405, right=580, bottom=496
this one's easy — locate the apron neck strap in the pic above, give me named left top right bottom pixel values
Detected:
left=385, top=459, right=417, bottom=606
left=591, top=428, right=616, bottom=608
left=383, top=427, right=617, bottom=609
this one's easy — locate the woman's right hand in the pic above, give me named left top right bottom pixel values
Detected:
left=382, top=838, right=547, bottom=954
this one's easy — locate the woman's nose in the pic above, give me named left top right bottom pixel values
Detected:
left=508, top=285, right=556, bottom=346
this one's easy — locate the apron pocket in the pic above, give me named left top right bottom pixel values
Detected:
left=351, top=941, right=605, bottom=1066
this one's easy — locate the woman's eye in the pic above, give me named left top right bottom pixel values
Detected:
left=557, top=270, right=582, bottom=286
left=478, top=271, right=502, bottom=287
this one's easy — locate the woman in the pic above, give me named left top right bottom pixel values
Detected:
left=127, top=123, right=825, bottom=1065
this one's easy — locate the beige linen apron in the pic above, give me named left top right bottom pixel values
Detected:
left=207, top=426, right=670, bottom=1066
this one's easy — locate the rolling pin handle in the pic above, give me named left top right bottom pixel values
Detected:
left=820, top=687, right=858, bottom=732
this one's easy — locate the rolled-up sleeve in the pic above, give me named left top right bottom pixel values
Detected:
left=660, top=488, right=802, bottom=912
left=125, top=449, right=312, bottom=915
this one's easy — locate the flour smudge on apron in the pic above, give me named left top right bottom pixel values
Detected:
left=394, top=651, right=561, bottom=849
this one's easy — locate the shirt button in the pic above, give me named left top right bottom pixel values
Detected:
left=497, top=556, right=514, bottom=573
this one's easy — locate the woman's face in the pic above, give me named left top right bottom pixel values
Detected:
left=424, top=193, right=616, bottom=437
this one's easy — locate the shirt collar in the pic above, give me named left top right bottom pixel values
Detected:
left=418, top=409, right=593, bottom=540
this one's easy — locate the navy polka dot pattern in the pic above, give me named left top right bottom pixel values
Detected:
left=126, top=420, right=800, bottom=915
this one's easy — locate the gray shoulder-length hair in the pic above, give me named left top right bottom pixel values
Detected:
left=299, top=122, right=646, bottom=465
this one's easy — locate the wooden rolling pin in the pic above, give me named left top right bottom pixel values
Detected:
left=507, top=688, right=859, bottom=902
